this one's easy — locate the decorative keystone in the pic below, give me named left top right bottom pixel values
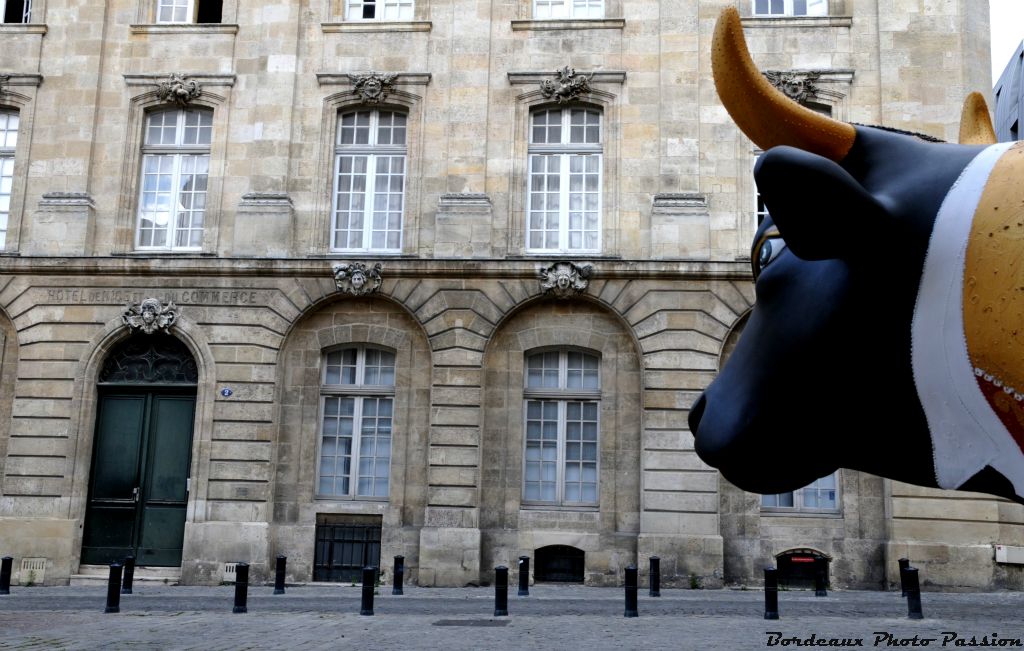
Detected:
left=352, top=72, right=398, bottom=105
left=538, top=261, right=593, bottom=298
left=123, top=298, right=179, bottom=335
left=333, top=261, right=383, bottom=296
left=156, top=73, right=202, bottom=107
left=762, top=70, right=822, bottom=105
left=540, top=66, right=594, bottom=104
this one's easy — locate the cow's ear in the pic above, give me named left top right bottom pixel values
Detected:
left=755, top=146, right=887, bottom=260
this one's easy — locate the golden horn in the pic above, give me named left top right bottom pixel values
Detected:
left=712, top=6, right=856, bottom=161
left=958, top=92, right=997, bottom=145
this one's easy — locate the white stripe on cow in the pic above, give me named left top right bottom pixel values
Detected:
left=911, top=141, right=1024, bottom=499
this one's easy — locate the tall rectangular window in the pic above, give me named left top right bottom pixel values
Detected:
left=136, top=109, right=211, bottom=251
left=2, top=0, right=31, bottom=23
left=533, top=0, right=604, bottom=19
left=527, top=108, right=602, bottom=253
left=346, top=0, right=414, bottom=20
left=762, top=473, right=839, bottom=512
left=318, top=347, right=395, bottom=499
left=523, top=349, right=600, bottom=506
left=0, top=110, right=18, bottom=250
left=332, top=110, right=406, bottom=252
left=752, top=0, right=827, bottom=16
left=155, top=0, right=222, bottom=23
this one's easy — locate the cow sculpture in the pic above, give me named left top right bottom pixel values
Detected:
left=689, top=7, right=1024, bottom=504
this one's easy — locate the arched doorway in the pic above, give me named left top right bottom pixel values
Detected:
left=80, top=334, right=198, bottom=566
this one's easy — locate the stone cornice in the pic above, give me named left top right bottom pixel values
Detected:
left=0, top=256, right=752, bottom=281
left=511, top=18, right=625, bottom=31
left=741, top=15, right=853, bottom=28
left=0, top=73, right=43, bottom=88
left=123, top=73, right=236, bottom=87
left=316, top=72, right=432, bottom=87
left=0, top=24, right=47, bottom=35
left=508, top=71, right=626, bottom=85
left=321, top=21, right=432, bottom=33
left=129, top=23, right=239, bottom=35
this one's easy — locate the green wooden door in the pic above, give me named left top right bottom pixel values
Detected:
left=81, top=390, right=195, bottom=566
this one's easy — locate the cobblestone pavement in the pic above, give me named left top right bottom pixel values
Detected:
left=2, top=585, right=1024, bottom=650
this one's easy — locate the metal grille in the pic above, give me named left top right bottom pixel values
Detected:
left=99, top=334, right=198, bottom=384
left=313, top=521, right=381, bottom=582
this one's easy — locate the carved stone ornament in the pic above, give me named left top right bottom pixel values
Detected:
left=352, top=72, right=398, bottom=105
left=540, top=66, right=594, bottom=104
left=0, top=74, right=8, bottom=97
left=156, top=73, right=202, bottom=107
left=762, top=70, right=822, bottom=105
left=122, top=298, right=179, bottom=335
left=333, top=261, right=383, bottom=296
left=538, top=262, right=593, bottom=298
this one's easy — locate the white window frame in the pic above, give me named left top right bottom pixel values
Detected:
left=526, top=107, right=602, bottom=254
left=345, top=0, right=414, bottom=21
left=0, top=109, right=18, bottom=250
left=522, top=349, right=601, bottom=507
left=752, top=0, right=827, bottom=17
left=761, top=472, right=840, bottom=514
left=533, top=0, right=604, bottom=19
left=331, top=109, right=406, bottom=253
left=135, top=108, right=212, bottom=252
left=316, top=346, right=396, bottom=500
left=155, top=0, right=194, bottom=23
left=1, top=0, right=32, bottom=23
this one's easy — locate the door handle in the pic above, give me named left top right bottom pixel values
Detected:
left=132, top=487, right=140, bottom=503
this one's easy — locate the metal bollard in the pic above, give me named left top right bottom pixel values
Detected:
left=649, top=556, right=661, bottom=597
left=105, top=563, right=123, bottom=613
left=233, top=562, right=249, bottom=614
left=898, top=558, right=910, bottom=597
left=814, top=560, right=827, bottom=597
left=0, top=556, right=12, bottom=595
left=360, top=566, right=376, bottom=616
left=764, top=567, right=779, bottom=620
left=905, top=567, right=924, bottom=620
left=274, top=555, right=286, bottom=595
left=624, top=565, right=639, bottom=618
left=392, top=555, right=404, bottom=595
left=494, top=565, right=509, bottom=616
left=518, top=556, right=530, bottom=597
left=121, top=555, right=135, bottom=595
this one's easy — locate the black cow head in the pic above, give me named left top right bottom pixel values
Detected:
left=688, top=8, right=1020, bottom=503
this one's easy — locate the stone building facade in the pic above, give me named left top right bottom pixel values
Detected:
left=1, top=0, right=1019, bottom=590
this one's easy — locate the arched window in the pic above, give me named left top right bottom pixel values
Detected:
left=332, top=109, right=406, bottom=252
left=317, top=346, right=395, bottom=498
left=523, top=349, right=600, bottom=505
left=136, top=108, right=213, bottom=251
left=0, top=109, right=17, bottom=249
left=527, top=107, right=602, bottom=253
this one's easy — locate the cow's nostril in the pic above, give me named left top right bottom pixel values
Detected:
left=688, top=393, right=707, bottom=435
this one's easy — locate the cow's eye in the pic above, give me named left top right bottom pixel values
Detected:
left=756, top=237, right=787, bottom=278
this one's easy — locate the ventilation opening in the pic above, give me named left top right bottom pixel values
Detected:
left=313, top=514, right=382, bottom=582
left=196, top=0, right=222, bottom=23
left=20, top=558, right=46, bottom=585
left=534, top=545, right=585, bottom=583
left=776, top=548, right=830, bottom=590
left=3, top=0, right=31, bottom=23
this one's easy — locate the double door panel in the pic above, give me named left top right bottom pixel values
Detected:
left=81, top=390, right=195, bottom=567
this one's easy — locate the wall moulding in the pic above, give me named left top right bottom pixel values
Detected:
left=316, top=72, right=432, bottom=88
left=508, top=71, right=626, bottom=86
left=123, top=73, right=237, bottom=88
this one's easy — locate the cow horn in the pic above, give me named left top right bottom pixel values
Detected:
left=712, top=7, right=856, bottom=161
left=958, top=92, right=997, bottom=145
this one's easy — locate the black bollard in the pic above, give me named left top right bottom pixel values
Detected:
left=898, top=558, right=910, bottom=597
left=905, top=567, right=923, bottom=620
left=0, top=556, right=12, bottom=595
left=494, top=565, right=509, bottom=616
left=274, top=555, right=286, bottom=595
left=624, top=565, right=639, bottom=618
left=121, top=555, right=135, bottom=595
left=649, top=556, right=661, bottom=597
left=233, top=562, right=249, bottom=614
left=764, top=567, right=779, bottom=620
left=518, top=556, right=530, bottom=597
left=392, top=555, right=404, bottom=595
left=360, top=566, right=376, bottom=616
left=814, top=559, right=827, bottom=597
left=105, top=563, right=123, bottom=613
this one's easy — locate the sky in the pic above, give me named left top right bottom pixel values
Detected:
left=990, top=0, right=1024, bottom=85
